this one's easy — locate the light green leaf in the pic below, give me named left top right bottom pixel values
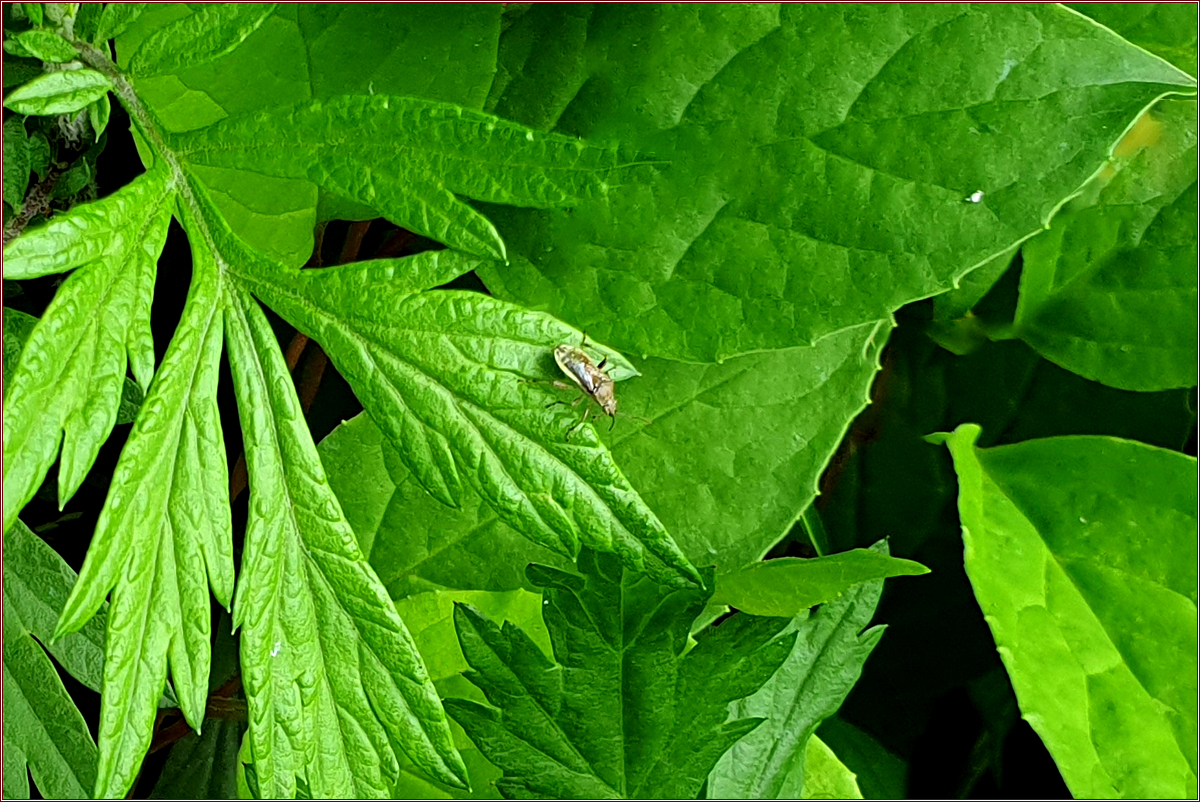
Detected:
left=230, top=245, right=700, bottom=589
left=54, top=251, right=232, bottom=800
left=88, top=92, right=110, bottom=140
left=2, top=167, right=168, bottom=534
left=446, top=550, right=796, bottom=799
left=128, top=3, right=277, bottom=78
left=94, top=2, right=146, bottom=44
left=1070, top=3, right=1197, bottom=76
left=711, top=549, right=928, bottom=618
left=222, top=283, right=467, bottom=799
left=935, top=423, right=1197, bottom=798
left=1015, top=98, right=1197, bottom=391
left=801, top=736, right=863, bottom=800
left=170, top=94, right=623, bottom=261
left=480, top=4, right=1197, bottom=362
left=709, top=546, right=886, bottom=799
left=13, top=29, right=78, bottom=63
left=2, top=68, right=111, bottom=116
left=3, top=734, right=30, bottom=800
left=22, top=2, right=43, bottom=27
left=3, top=607, right=98, bottom=800
left=3, top=116, right=30, bottom=211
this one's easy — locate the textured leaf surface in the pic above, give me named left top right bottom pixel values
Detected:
left=2, top=167, right=169, bottom=534
left=170, top=95, right=623, bottom=260
left=937, top=424, right=1197, bottom=798
left=3, top=605, right=98, bottom=800
left=13, top=29, right=79, bottom=63
left=3, top=116, right=30, bottom=211
left=446, top=550, right=796, bottom=799
left=709, top=545, right=887, bottom=799
left=1070, top=3, right=1197, bottom=75
left=479, top=4, right=1197, bottom=361
left=1015, top=98, right=1197, bottom=390
left=232, top=246, right=699, bottom=588
left=801, top=736, right=863, bottom=800
left=223, top=284, right=467, bottom=798
left=2, top=68, right=111, bottom=115
left=321, top=320, right=889, bottom=599
left=53, top=252, right=232, bottom=800
left=128, top=2, right=276, bottom=77
left=711, top=549, right=927, bottom=618
left=95, top=2, right=147, bottom=44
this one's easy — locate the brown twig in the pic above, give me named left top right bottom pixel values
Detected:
left=3, top=166, right=61, bottom=247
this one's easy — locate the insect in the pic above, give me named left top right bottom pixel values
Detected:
left=548, top=338, right=619, bottom=440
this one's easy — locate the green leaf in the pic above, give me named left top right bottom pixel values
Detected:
left=26, top=131, right=51, bottom=180
left=54, top=250, right=232, bottom=800
left=1015, top=98, right=1197, bottom=391
left=1070, top=3, right=1198, bottom=76
left=3, top=734, right=30, bottom=800
left=229, top=246, right=700, bottom=589
left=319, top=413, right=565, bottom=598
left=127, top=3, right=277, bottom=77
left=94, top=2, right=146, bottom=44
left=74, top=2, right=103, bottom=43
left=446, top=550, right=797, bottom=799
left=2, top=68, right=111, bottom=115
left=935, top=423, right=1197, bottom=798
left=2, top=308, right=38, bottom=396
left=3, top=607, right=98, bottom=800
left=801, top=736, right=863, bottom=800
left=222, top=283, right=468, bottom=798
left=708, top=546, right=887, bottom=798
left=711, top=549, right=928, bottom=618
left=170, top=94, right=624, bottom=261
left=479, top=4, right=1197, bottom=362
left=88, top=91, right=110, bottom=140
left=3, top=116, right=30, bottom=211
left=22, top=2, right=43, bottom=27
left=2, top=166, right=168, bottom=534
left=13, top=29, right=78, bottom=63
left=815, top=716, right=908, bottom=800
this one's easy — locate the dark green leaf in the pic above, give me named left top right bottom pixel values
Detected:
left=3, top=116, right=30, bottom=211
left=88, top=92, right=109, bottom=140
left=1070, top=3, right=1197, bottom=75
left=447, top=550, right=796, bottom=799
left=2, top=68, right=111, bottom=115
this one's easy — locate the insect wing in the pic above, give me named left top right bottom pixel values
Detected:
left=554, top=346, right=600, bottom=393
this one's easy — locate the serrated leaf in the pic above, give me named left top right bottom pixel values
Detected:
left=446, top=550, right=797, bottom=799
left=3, top=116, right=30, bottom=211
left=170, top=94, right=624, bottom=260
left=230, top=243, right=699, bottom=589
left=2, top=67, right=111, bottom=116
left=3, top=596, right=98, bottom=800
left=1015, top=99, right=1197, bottom=391
left=127, top=2, right=276, bottom=78
left=13, top=29, right=78, bottom=63
left=935, top=424, right=1197, bottom=798
left=94, top=1, right=146, bottom=44
left=222, top=283, right=467, bottom=799
left=2, top=167, right=168, bottom=534
left=709, top=542, right=889, bottom=798
left=711, top=549, right=928, bottom=618
left=53, top=250, right=232, bottom=800
left=479, top=4, right=1197, bottom=362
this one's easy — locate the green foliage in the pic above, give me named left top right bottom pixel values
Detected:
left=1, top=4, right=1195, bottom=799
left=445, top=550, right=797, bottom=799
left=936, top=424, right=1197, bottom=798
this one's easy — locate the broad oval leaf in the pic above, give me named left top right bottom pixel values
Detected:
left=2, top=68, right=112, bottom=116
left=12, top=29, right=78, bottom=63
left=936, top=424, right=1197, bottom=798
left=127, top=2, right=277, bottom=77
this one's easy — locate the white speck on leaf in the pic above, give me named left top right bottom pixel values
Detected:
left=271, top=640, right=281, bottom=657
left=966, top=190, right=985, bottom=203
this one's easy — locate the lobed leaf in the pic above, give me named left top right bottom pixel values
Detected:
left=170, top=94, right=624, bottom=260
left=2, top=68, right=111, bottom=116
left=447, top=550, right=796, bottom=799
left=127, top=2, right=277, bottom=78
left=53, top=249, right=232, bottom=799
left=935, top=424, right=1197, bottom=798
left=479, top=4, right=1198, bottom=361
left=228, top=244, right=700, bottom=589
left=709, top=542, right=889, bottom=798
left=2, top=166, right=169, bottom=535
left=223, top=283, right=468, bottom=798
